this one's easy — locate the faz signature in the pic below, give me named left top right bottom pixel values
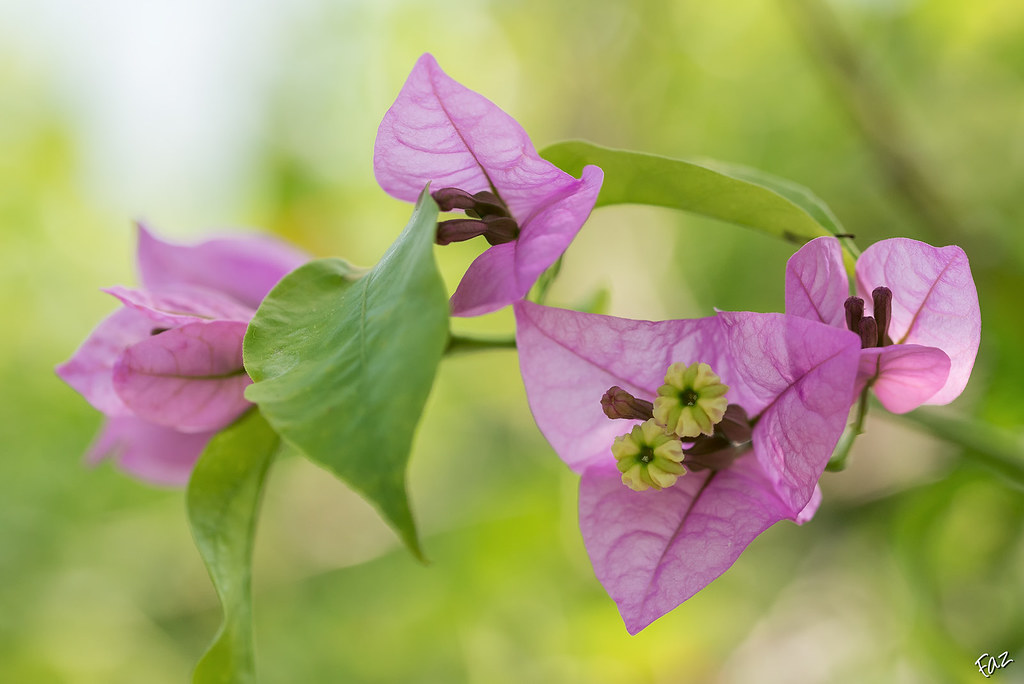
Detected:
left=975, top=651, right=1014, bottom=678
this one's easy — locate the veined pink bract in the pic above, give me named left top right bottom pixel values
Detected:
left=56, top=224, right=308, bottom=485
left=514, top=301, right=861, bottom=633
left=786, top=236, right=980, bottom=413
left=374, top=54, right=603, bottom=317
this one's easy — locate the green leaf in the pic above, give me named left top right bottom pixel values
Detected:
left=187, top=409, right=279, bottom=684
left=243, top=189, right=449, bottom=560
left=540, top=140, right=859, bottom=272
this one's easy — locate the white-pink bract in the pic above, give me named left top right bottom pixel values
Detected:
left=514, top=301, right=861, bottom=633
left=786, top=236, right=980, bottom=413
left=56, top=224, right=308, bottom=485
left=374, top=54, right=603, bottom=317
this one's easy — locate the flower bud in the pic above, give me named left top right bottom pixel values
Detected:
left=845, top=296, right=864, bottom=334
left=858, top=316, right=878, bottom=350
left=601, top=386, right=655, bottom=421
left=432, top=187, right=478, bottom=212
left=872, top=286, right=892, bottom=347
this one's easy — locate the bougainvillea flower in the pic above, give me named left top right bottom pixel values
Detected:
left=374, top=53, right=603, bottom=317
left=56, top=223, right=308, bottom=485
left=785, top=236, right=979, bottom=413
left=514, top=301, right=860, bottom=633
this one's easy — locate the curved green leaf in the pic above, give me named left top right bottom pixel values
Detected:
left=187, top=409, right=278, bottom=684
left=541, top=140, right=858, bottom=271
left=243, top=189, right=448, bottom=560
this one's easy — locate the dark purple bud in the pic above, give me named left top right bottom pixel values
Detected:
left=682, top=434, right=731, bottom=457
left=436, top=217, right=521, bottom=246
left=472, top=190, right=501, bottom=205
left=433, top=186, right=518, bottom=246
left=717, top=404, right=752, bottom=444
left=481, top=216, right=520, bottom=245
left=858, top=316, right=878, bottom=349
left=601, top=386, right=655, bottom=421
left=471, top=191, right=510, bottom=218
left=432, top=187, right=511, bottom=220
left=872, top=286, right=892, bottom=347
left=436, top=219, right=491, bottom=245
left=845, top=296, right=864, bottom=334
left=432, top=187, right=478, bottom=212
left=682, top=441, right=746, bottom=472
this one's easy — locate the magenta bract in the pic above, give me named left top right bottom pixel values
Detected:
left=786, top=236, right=980, bottom=412
left=514, top=301, right=861, bottom=633
left=56, top=224, right=307, bottom=485
left=374, top=53, right=603, bottom=317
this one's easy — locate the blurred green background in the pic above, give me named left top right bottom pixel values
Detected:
left=2, top=0, right=1022, bottom=681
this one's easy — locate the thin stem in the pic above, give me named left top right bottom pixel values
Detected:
left=445, top=333, right=517, bottom=356
left=529, top=255, right=564, bottom=306
left=826, top=386, right=870, bottom=472
left=885, top=404, right=1024, bottom=492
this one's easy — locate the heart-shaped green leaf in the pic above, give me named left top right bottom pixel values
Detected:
left=243, top=189, right=449, bottom=559
left=187, top=409, right=278, bottom=684
left=541, top=140, right=858, bottom=271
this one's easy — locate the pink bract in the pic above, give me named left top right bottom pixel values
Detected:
left=56, top=224, right=308, bottom=485
left=374, top=53, right=603, bottom=317
left=786, top=236, right=980, bottom=412
left=514, top=301, right=860, bottom=633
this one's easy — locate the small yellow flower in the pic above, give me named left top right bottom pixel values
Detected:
left=653, top=362, right=729, bottom=438
left=611, top=419, right=686, bottom=491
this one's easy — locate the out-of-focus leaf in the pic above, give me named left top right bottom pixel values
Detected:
left=187, top=409, right=278, bottom=684
left=695, top=158, right=856, bottom=253
left=243, top=190, right=448, bottom=559
left=541, top=141, right=858, bottom=271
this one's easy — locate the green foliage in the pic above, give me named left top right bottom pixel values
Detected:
left=694, top=157, right=861, bottom=261
left=187, top=409, right=279, bottom=684
left=541, top=141, right=858, bottom=271
left=243, top=189, right=449, bottom=560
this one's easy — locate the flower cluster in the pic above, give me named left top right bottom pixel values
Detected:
left=374, top=53, right=603, bottom=317
left=372, top=55, right=981, bottom=632
left=786, top=236, right=980, bottom=413
left=56, top=224, right=308, bottom=484
left=58, top=52, right=982, bottom=639
left=515, top=302, right=861, bottom=632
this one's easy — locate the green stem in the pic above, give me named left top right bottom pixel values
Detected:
left=529, top=255, right=564, bottom=306
left=887, top=405, right=1024, bottom=491
left=826, top=386, right=870, bottom=472
left=445, top=333, right=517, bottom=356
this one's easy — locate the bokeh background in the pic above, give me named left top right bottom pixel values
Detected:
left=2, top=0, right=1022, bottom=681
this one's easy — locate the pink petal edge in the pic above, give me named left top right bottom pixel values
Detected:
left=103, top=284, right=254, bottom=325
left=857, top=344, right=951, bottom=414
left=137, top=222, right=308, bottom=310
left=86, top=416, right=214, bottom=486
left=785, top=236, right=849, bottom=326
left=56, top=307, right=157, bottom=416
left=579, top=458, right=793, bottom=634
